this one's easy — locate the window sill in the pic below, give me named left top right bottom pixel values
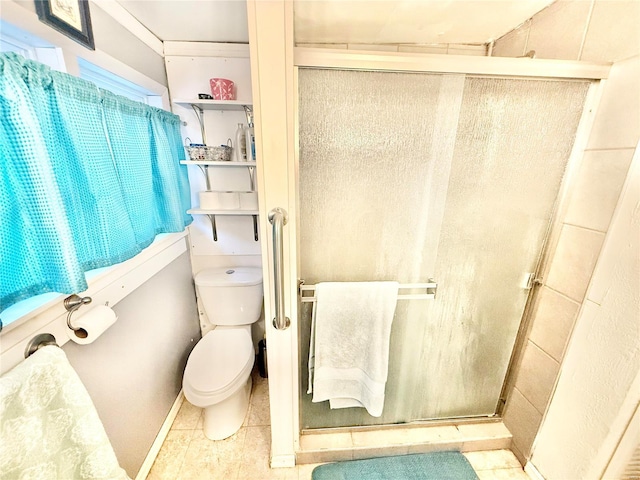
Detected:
left=0, top=231, right=188, bottom=374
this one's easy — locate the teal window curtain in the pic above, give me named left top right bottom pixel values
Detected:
left=0, top=53, right=191, bottom=312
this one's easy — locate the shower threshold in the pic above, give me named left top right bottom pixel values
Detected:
left=296, top=419, right=512, bottom=465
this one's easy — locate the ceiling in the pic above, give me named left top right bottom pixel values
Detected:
left=117, top=0, right=555, bottom=46
left=117, top=1, right=250, bottom=43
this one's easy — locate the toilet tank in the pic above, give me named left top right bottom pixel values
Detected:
left=194, top=267, right=263, bottom=325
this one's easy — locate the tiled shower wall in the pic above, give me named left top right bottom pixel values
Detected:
left=492, top=0, right=640, bottom=63
left=493, top=0, right=640, bottom=464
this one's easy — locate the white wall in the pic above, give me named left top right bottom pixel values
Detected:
left=0, top=5, right=200, bottom=477
left=64, top=253, right=200, bottom=476
left=1, top=0, right=167, bottom=92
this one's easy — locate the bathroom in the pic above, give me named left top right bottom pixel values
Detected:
left=0, top=0, right=638, bottom=479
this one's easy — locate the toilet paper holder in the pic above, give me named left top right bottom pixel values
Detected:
left=64, top=294, right=92, bottom=338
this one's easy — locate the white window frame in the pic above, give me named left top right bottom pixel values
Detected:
left=78, top=58, right=162, bottom=106
left=0, top=22, right=170, bottom=338
left=0, top=21, right=66, bottom=71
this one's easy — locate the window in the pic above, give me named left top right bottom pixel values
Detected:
left=0, top=54, right=190, bottom=330
left=0, top=35, right=35, bottom=59
left=0, top=21, right=65, bottom=71
left=78, top=58, right=162, bottom=106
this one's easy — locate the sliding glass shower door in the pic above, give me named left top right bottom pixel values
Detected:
left=298, top=68, right=589, bottom=429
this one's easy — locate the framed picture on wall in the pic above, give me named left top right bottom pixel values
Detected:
left=35, top=0, right=95, bottom=50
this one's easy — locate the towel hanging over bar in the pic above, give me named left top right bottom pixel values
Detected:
left=1, top=342, right=129, bottom=479
left=299, top=281, right=437, bottom=303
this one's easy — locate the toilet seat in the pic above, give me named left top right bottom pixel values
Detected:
left=183, top=329, right=255, bottom=407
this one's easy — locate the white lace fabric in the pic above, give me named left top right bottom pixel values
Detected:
left=0, top=345, right=129, bottom=480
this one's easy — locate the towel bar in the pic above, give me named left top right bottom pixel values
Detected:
left=299, top=281, right=437, bottom=303
left=25, top=333, right=59, bottom=358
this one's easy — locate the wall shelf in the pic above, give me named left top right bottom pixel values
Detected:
left=174, top=99, right=251, bottom=111
left=178, top=98, right=257, bottom=243
left=180, top=160, right=257, bottom=167
left=188, top=209, right=258, bottom=216
left=188, top=209, right=259, bottom=243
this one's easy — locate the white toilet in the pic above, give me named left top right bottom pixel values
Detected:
left=183, top=267, right=263, bottom=440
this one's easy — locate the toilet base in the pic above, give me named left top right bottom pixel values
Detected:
left=203, top=375, right=252, bottom=440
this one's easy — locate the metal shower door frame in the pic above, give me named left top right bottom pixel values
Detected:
left=294, top=66, right=607, bottom=429
left=247, top=1, right=610, bottom=460
left=290, top=48, right=610, bottom=432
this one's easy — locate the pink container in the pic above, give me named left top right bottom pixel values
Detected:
left=209, top=78, right=235, bottom=100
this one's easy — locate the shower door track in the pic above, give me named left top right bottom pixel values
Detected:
left=301, top=415, right=501, bottom=436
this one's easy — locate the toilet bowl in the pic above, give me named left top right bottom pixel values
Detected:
left=183, top=327, right=254, bottom=440
left=182, top=267, right=263, bottom=440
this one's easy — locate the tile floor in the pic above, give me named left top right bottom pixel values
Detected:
left=147, top=368, right=531, bottom=480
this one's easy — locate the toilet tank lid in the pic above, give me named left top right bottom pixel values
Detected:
left=195, top=267, right=263, bottom=287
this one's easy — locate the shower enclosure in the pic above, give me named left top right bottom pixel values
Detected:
left=297, top=69, right=589, bottom=429
left=245, top=3, right=609, bottom=462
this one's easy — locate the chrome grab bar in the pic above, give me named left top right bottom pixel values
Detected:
left=268, top=208, right=291, bottom=330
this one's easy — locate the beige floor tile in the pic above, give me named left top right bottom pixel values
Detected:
left=177, top=428, right=245, bottom=480
left=460, top=437, right=511, bottom=453
left=237, top=425, right=283, bottom=479
left=352, top=445, right=409, bottom=459
left=300, top=431, right=353, bottom=451
left=241, top=425, right=271, bottom=463
left=296, top=449, right=354, bottom=464
left=154, top=389, right=528, bottom=480
left=464, top=449, right=522, bottom=471
left=297, top=463, right=324, bottom=480
left=247, top=374, right=271, bottom=426
left=352, top=425, right=461, bottom=447
left=147, top=430, right=192, bottom=480
left=408, top=442, right=462, bottom=455
left=213, top=428, right=248, bottom=460
left=238, top=464, right=298, bottom=480
left=476, top=467, right=530, bottom=479
left=172, top=400, right=203, bottom=430
left=251, top=370, right=269, bottom=392
left=406, top=426, right=463, bottom=443
left=181, top=430, right=218, bottom=464
left=178, top=461, right=239, bottom=480
left=457, top=422, right=510, bottom=439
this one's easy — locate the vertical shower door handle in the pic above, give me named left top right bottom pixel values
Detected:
left=268, top=208, right=291, bottom=330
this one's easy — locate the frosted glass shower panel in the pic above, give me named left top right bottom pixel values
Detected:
left=298, top=69, right=464, bottom=283
left=298, top=68, right=590, bottom=428
left=404, top=77, right=590, bottom=421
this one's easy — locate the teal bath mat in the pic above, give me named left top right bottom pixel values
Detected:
left=311, top=452, right=479, bottom=480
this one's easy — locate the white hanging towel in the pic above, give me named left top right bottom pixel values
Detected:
left=0, top=345, right=129, bottom=480
left=308, top=281, right=399, bottom=417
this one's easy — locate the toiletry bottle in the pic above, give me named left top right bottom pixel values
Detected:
left=245, top=123, right=255, bottom=162
left=234, top=123, right=246, bottom=162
